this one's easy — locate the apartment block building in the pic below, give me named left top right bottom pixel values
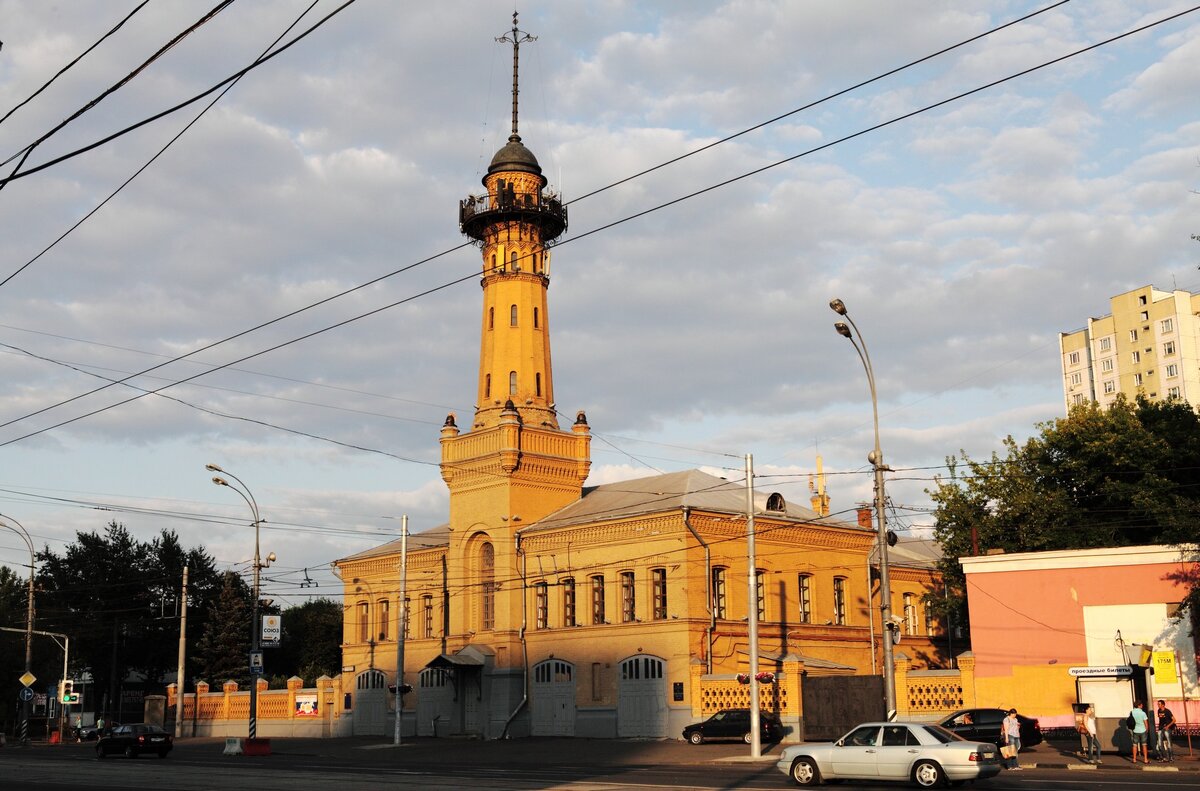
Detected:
left=1059, top=285, right=1200, bottom=412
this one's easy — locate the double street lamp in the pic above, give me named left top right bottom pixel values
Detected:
left=829, top=298, right=897, bottom=716
left=0, top=513, right=35, bottom=743
left=206, top=463, right=274, bottom=740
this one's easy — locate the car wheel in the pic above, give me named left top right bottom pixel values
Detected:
left=790, top=756, right=820, bottom=786
left=95, top=744, right=105, bottom=760
left=688, top=731, right=703, bottom=745
left=912, top=760, right=944, bottom=788
left=742, top=732, right=753, bottom=744
left=124, top=746, right=137, bottom=759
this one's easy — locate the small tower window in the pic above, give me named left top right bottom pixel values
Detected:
left=766, top=493, right=786, bottom=512
left=510, top=305, right=518, bottom=327
left=533, top=308, right=539, bottom=328
left=511, top=251, right=519, bottom=272
left=489, top=307, right=494, bottom=330
left=485, top=374, right=491, bottom=399
left=509, top=371, right=517, bottom=395
left=535, top=373, right=542, bottom=396
left=491, top=253, right=498, bottom=273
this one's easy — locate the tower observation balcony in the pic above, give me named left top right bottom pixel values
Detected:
left=459, top=188, right=567, bottom=244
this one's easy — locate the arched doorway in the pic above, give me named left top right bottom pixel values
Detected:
left=353, top=669, right=388, bottom=736
left=617, top=654, right=667, bottom=737
left=531, top=659, right=576, bottom=736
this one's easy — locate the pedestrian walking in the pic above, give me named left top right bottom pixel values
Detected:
left=1002, top=708, right=1022, bottom=770
left=1083, top=705, right=1100, bottom=764
left=1129, top=700, right=1150, bottom=764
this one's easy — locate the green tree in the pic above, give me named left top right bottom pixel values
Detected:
left=929, top=395, right=1200, bottom=629
left=194, top=571, right=252, bottom=686
left=274, top=598, right=342, bottom=684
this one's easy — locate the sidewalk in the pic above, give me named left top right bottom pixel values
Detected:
left=1014, top=735, right=1200, bottom=771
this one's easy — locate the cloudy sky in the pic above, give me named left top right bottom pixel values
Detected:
left=0, top=1, right=1196, bottom=608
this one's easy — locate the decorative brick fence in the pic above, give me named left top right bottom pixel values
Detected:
left=166, top=675, right=348, bottom=738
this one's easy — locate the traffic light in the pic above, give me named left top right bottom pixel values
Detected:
left=60, top=680, right=73, bottom=703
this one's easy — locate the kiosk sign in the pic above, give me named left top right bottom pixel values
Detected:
left=1068, top=665, right=1133, bottom=677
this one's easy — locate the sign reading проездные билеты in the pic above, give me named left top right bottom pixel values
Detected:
left=1068, top=666, right=1133, bottom=677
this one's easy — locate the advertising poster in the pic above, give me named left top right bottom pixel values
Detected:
left=295, top=693, right=319, bottom=717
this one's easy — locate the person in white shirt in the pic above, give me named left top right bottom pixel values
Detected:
left=1002, top=709, right=1022, bottom=770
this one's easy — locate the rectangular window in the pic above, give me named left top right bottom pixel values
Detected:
left=404, top=598, right=411, bottom=639
left=1134, top=373, right=1143, bottom=387
left=1132, top=350, right=1141, bottom=364
left=833, top=577, right=847, bottom=625
left=1071, top=393, right=1084, bottom=405
left=1169, top=386, right=1181, bottom=399
left=756, top=569, right=766, bottom=620
left=1140, top=311, right=1149, bottom=322
left=379, top=599, right=390, bottom=641
left=1069, top=372, right=1082, bottom=386
left=797, top=574, right=812, bottom=623
left=925, top=603, right=934, bottom=635
left=904, top=593, right=917, bottom=635
left=712, top=567, right=727, bottom=619
left=563, top=578, right=576, bottom=627
left=591, top=575, right=606, bottom=625
left=1103, top=380, right=1116, bottom=394
left=422, top=595, right=433, bottom=638
left=357, top=601, right=369, bottom=643
left=1164, top=341, right=1176, bottom=356
left=651, top=568, right=667, bottom=620
left=535, top=582, right=548, bottom=629
left=620, top=571, right=635, bottom=623
left=1068, top=351, right=1080, bottom=366
left=1101, top=358, right=1113, bottom=373
left=1166, top=364, right=1179, bottom=378
left=1099, top=338, right=1111, bottom=351
left=1161, top=318, right=1174, bottom=334
left=1130, top=329, right=1139, bottom=342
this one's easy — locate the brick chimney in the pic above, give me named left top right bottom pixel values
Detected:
left=856, top=504, right=873, bottom=529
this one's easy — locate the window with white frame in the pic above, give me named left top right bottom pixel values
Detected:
left=1134, top=373, right=1143, bottom=387
left=1132, top=350, right=1141, bottom=364
left=1068, top=351, right=1080, bottom=366
left=1101, top=358, right=1113, bottom=373
left=1130, top=329, right=1139, bottom=342
left=1164, top=341, right=1176, bottom=356
left=1103, top=380, right=1116, bottom=394
left=904, top=593, right=917, bottom=635
left=1169, top=386, right=1181, bottom=399
left=1072, top=393, right=1084, bottom=405
left=651, top=568, right=667, bottom=620
left=798, top=574, right=812, bottom=624
left=712, top=567, right=727, bottom=619
left=1099, top=338, right=1111, bottom=351
left=833, top=577, right=847, bottom=625
left=1140, top=311, right=1149, bottom=321
left=1070, top=372, right=1082, bottom=386
left=1161, top=317, right=1174, bottom=333
left=1166, top=364, right=1179, bottom=378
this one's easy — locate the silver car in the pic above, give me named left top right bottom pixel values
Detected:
left=776, top=721, right=1002, bottom=787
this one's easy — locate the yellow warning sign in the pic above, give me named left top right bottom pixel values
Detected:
left=1152, top=651, right=1177, bottom=684
left=19, top=671, right=36, bottom=687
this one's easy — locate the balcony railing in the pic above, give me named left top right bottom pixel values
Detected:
left=459, top=188, right=567, bottom=242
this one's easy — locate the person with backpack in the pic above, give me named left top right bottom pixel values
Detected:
left=1129, top=700, right=1150, bottom=764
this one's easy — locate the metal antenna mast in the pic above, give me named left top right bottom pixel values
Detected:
left=496, top=11, right=536, bottom=139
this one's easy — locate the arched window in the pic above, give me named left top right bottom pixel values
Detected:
left=485, top=374, right=491, bottom=399
left=904, top=593, right=917, bottom=635
left=535, top=582, right=548, bottom=629
left=489, top=307, right=494, bottom=330
left=533, top=307, right=539, bottom=328
left=481, top=542, right=495, bottom=631
left=422, top=594, right=434, bottom=638
left=797, top=574, right=812, bottom=624
left=535, top=373, right=542, bottom=396
left=378, top=599, right=390, bottom=641
left=766, top=492, right=786, bottom=512
left=510, top=305, right=518, bottom=326
left=833, top=577, right=847, bottom=625
left=511, top=251, right=519, bottom=271
left=509, top=371, right=517, bottom=395
left=712, top=567, right=727, bottom=619
left=491, top=253, right=497, bottom=272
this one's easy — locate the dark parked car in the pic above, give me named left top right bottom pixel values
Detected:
left=95, top=723, right=173, bottom=759
left=683, top=708, right=783, bottom=744
left=939, top=708, right=1042, bottom=750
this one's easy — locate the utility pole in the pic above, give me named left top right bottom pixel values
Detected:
left=175, top=566, right=188, bottom=739
left=394, top=515, right=408, bottom=746
left=745, top=454, right=761, bottom=759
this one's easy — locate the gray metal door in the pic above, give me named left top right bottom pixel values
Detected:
left=617, top=655, right=667, bottom=737
left=531, top=659, right=576, bottom=736
left=353, top=670, right=388, bottom=736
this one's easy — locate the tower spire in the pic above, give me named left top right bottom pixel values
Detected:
left=496, top=11, right=535, bottom=140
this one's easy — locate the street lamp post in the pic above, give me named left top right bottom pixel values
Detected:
left=206, top=463, right=273, bottom=740
left=829, top=298, right=897, bottom=716
left=0, top=513, right=35, bottom=744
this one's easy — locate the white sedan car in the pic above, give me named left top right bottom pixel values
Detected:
left=776, top=721, right=1002, bottom=787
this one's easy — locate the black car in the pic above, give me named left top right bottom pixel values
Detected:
left=683, top=708, right=783, bottom=744
left=95, top=723, right=173, bottom=759
left=939, top=708, right=1042, bottom=750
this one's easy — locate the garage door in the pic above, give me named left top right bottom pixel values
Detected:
left=353, top=669, right=388, bottom=736
left=531, top=659, right=576, bottom=736
left=617, top=654, right=667, bottom=737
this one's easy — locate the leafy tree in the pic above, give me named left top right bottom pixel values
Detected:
left=0, top=565, right=31, bottom=730
left=194, top=571, right=252, bottom=686
left=274, top=598, right=342, bottom=684
left=929, top=395, right=1200, bottom=630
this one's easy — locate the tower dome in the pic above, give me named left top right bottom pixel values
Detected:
left=487, top=133, right=545, bottom=183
